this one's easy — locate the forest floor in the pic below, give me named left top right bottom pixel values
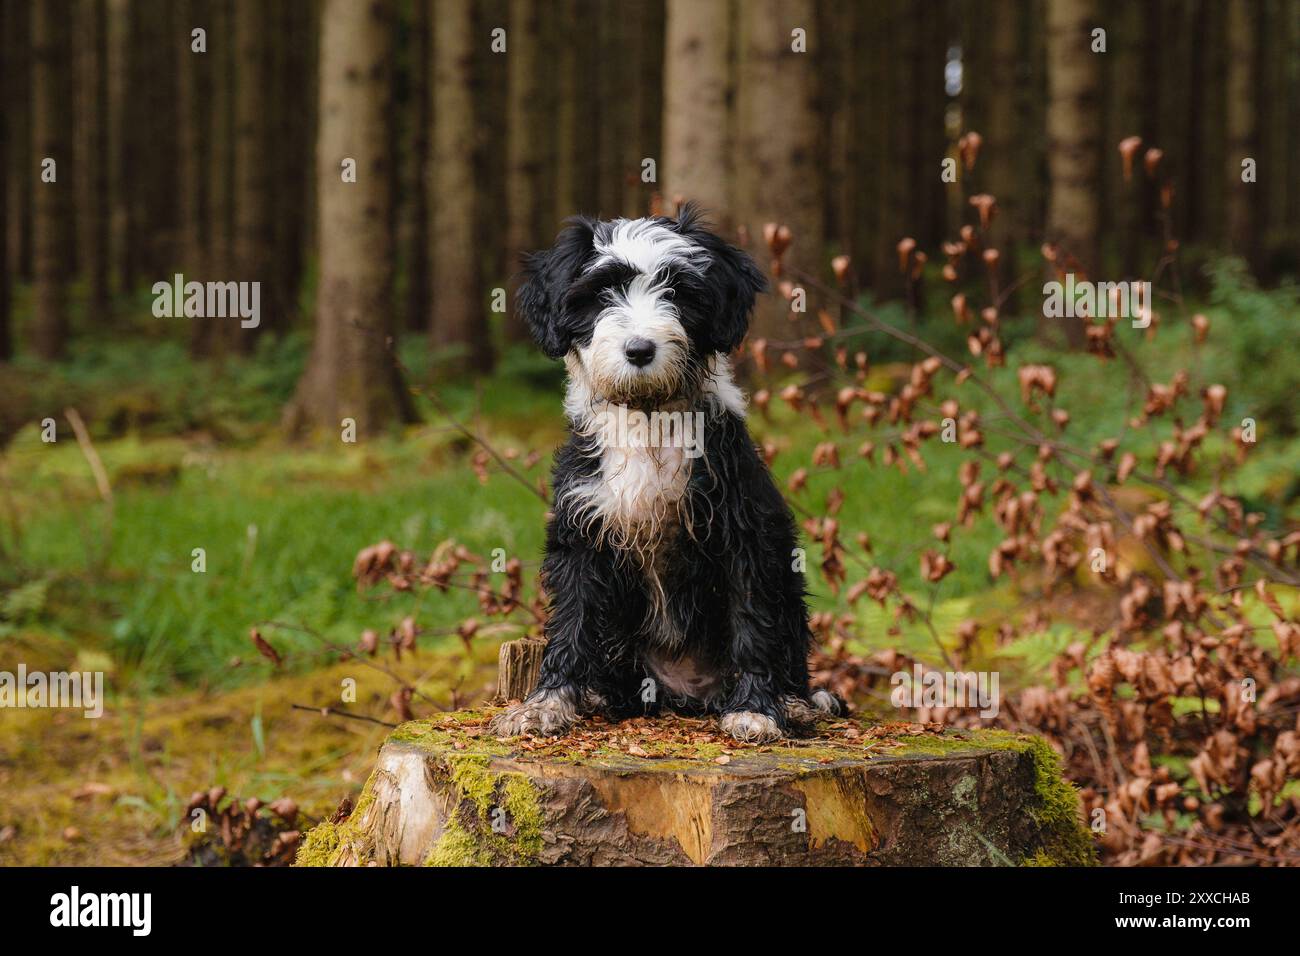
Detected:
left=3, top=283, right=1299, bottom=865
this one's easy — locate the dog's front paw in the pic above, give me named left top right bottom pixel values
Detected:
left=719, top=711, right=783, bottom=744
left=490, top=690, right=578, bottom=737
left=811, top=688, right=845, bottom=716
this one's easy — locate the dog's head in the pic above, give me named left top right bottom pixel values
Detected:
left=517, top=204, right=766, bottom=404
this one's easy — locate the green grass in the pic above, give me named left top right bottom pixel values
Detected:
left=2, top=424, right=552, bottom=693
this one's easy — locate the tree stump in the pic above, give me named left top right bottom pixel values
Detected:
left=494, top=638, right=545, bottom=703
left=297, top=709, right=1096, bottom=867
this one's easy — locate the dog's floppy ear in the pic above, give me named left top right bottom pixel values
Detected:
left=517, top=217, right=596, bottom=358
left=673, top=204, right=767, bottom=353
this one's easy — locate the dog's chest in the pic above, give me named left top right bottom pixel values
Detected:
left=597, top=440, right=690, bottom=526
left=571, top=407, right=694, bottom=537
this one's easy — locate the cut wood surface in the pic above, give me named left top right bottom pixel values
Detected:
left=297, top=709, right=1095, bottom=867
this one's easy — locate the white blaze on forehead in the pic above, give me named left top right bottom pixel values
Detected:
left=588, top=218, right=707, bottom=276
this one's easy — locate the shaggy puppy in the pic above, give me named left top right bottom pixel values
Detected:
left=492, top=205, right=842, bottom=744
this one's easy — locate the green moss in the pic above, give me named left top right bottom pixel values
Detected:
left=501, top=775, right=544, bottom=858
left=445, top=754, right=500, bottom=814
left=294, top=770, right=380, bottom=867
left=1021, top=850, right=1061, bottom=866
left=424, top=817, right=493, bottom=867
left=294, top=819, right=343, bottom=867
left=1017, top=735, right=1098, bottom=867
left=423, top=752, right=545, bottom=867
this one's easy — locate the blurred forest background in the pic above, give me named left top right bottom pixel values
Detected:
left=2, top=0, right=1299, bottom=867
left=2, top=0, right=1298, bottom=406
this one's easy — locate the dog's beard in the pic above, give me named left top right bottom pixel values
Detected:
left=576, top=335, right=692, bottom=408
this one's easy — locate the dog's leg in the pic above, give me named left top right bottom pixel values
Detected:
left=785, top=620, right=846, bottom=724
left=712, top=443, right=822, bottom=744
left=489, top=686, right=579, bottom=737
left=718, top=610, right=798, bottom=744
left=489, top=539, right=635, bottom=737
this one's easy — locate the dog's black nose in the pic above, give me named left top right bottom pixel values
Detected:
left=624, top=337, right=656, bottom=367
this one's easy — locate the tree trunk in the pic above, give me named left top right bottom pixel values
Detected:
left=202, top=0, right=237, bottom=356
left=404, top=0, right=432, bottom=334
left=284, top=0, right=413, bottom=438
left=871, top=0, right=913, bottom=301
left=31, top=0, right=75, bottom=361
left=76, top=0, right=111, bottom=321
left=177, top=0, right=207, bottom=277
left=1224, top=0, right=1256, bottom=264
left=0, top=1, right=10, bottom=361
left=233, top=0, right=272, bottom=348
left=662, top=0, right=732, bottom=223
left=106, top=0, right=129, bottom=297
left=553, top=0, right=599, bottom=221
left=269, top=0, right=313, bottom=328
left=4, top=2, right=33, bottom=287
left=912, top=1, right=948, bottom=251
left=180, top=1, right=211, bottom=356
left=734, top=0, right=823, bottom=340
left=596, top=2, right=630, bottom=220
left=296, top=710, right=1095, bottom=867
left=1104, top=0, right=1144, bottom=278
left=429, top=0, right=492, bottom=372
left=981, top=0, right=1026, bottom=307
left=625, top=0, right=664, bottom=218
left=1044, top=0, right=1100, bottom=347
left=504, top=0, right=551, bottom=341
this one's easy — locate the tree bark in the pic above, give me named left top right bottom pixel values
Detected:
left=553, top=0, right=599, bottom=222
left=0, top=1, right=10, bottom=361
left=1104, top=0, right=1143, bottom=278
left=662, top=0, right=732, bottom=223
left=4, top=1, right=33, bottom=287
left=429, top=0, right=493, bottom=372
left=504, top=0, right=552, bottom=341
left=912, top=0, right=948, bottom=250
left=106, top=0, right=129, bottom=297
left=180, top=1, right=211, bottom=355
left=177, top=0, right=208, bottom=275
left=494, top=638, right=546, bottom=703
left=981, top=0, right=1026, bottom=307
left=1044, top=0, right=1100, bottom=346
left=32, top=0, right=75, bottom=360
left=203, top=0, right=237, bottom=356
left=76, top=0, right=111, bottom=320
left=269, top=0, right=314, bottom=327
left=1224, top=0, right=1257, bottom=263
left=734, top=0, right=823, bottom=339
left=233, top=0, right=272, bottom=348
left=284, top=0, right=413, bottom=438
left=595, top=3, right=629, bottom=220
left=404, top=0, right=432, bottom=334
left=625, top=0, right=664, bottom=218
left=297, top=711, right=1095, bottom=867
left=873, top=0, right=904, bottom=299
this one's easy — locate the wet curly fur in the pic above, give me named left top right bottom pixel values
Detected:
left=491, top=206, right=844, bottom=745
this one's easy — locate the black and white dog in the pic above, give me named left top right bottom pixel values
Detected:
left=492, top=205, right=842, bottom=744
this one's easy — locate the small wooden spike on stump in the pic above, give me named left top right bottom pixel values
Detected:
left=296, top=710, right=1096, bottom=867
left=495, top=638, right=545, bottom=703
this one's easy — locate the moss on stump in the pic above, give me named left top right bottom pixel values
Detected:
left=296, top=709, right=1096, bottom=867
